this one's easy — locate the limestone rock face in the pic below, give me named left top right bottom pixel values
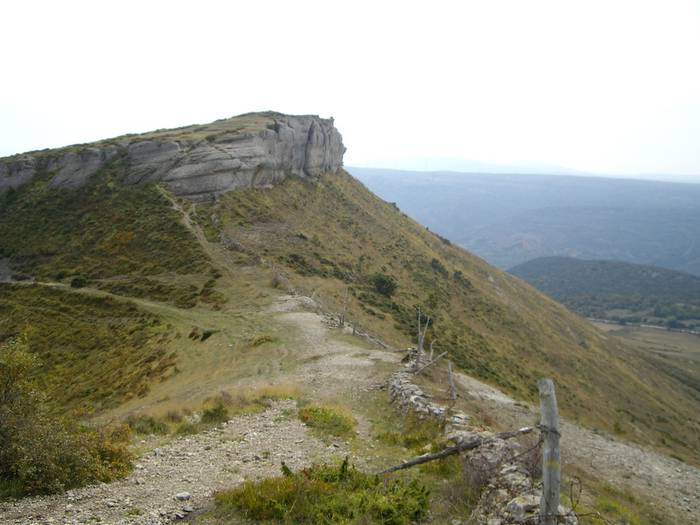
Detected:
left=0, top=114, right=345, bottom=200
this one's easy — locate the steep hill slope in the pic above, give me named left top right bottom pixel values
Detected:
left=510, top=256, right=700, bottom=330
left=196, top=170, right=700, bottom=464
left=1, top=113, right=698, bottom=470
left=350, top=167, right=700, bottom=275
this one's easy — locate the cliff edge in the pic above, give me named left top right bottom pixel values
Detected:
left=0, top=112, right=345, bottom=200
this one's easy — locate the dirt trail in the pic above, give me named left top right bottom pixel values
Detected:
left=453, top=371, right=700, bottom=523
left=1, top=401, right=352, bottom=525
left=4, top=294, right=698, bottom=524
left=0, top=296, right=399, bottom=525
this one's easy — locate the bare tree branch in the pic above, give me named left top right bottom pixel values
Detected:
left=378, top=427, right=534, bottom=474
left=414, top=351, right=448, bottom=375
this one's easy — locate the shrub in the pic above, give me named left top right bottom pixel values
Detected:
left=371, top=273, right=397, bottom=297
left=175, top=421, right=199, bottom=435
left=126, top=414, right=169, bottom=435
left=430, top=258, right=448, bottom=277
left=70, top=275, right=87, bottom=288
left=0, top=338, right=132, bottom=496
left=201, top=402, right=229, bottom=424
left=298, top=405, right=355, bottom=438
left=214, top=459, right=429, bottom=524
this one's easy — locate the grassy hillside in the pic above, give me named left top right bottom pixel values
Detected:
left=0, top=283, right=176, bottom=414
left=192, top=170, right=700, bottom=464
left=0, top=159, right=222, bottom=308
left=510, top=257, right=700, bottom=330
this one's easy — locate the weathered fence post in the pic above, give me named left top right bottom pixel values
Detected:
left=538, top=378, right=560, bottom=525
left=447, top=360, right=457, bottom=402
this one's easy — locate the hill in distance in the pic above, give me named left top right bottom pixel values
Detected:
left=349, top=167, right=700, bottom=276
left=1, top=113, right=699, bottom=523
left=509, top=256, right=700, bottom=331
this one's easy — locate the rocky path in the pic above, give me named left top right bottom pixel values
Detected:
left=0, top=401, right=350, bottom=524
left=4, top=293, right=698, bottom=524
left=1, top=296, right=398, bottom=525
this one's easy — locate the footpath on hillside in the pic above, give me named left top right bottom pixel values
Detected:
left=2, top=295, right=699, bottom=524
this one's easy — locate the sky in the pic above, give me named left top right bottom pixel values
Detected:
left=1, top=0, right=699, bottom=179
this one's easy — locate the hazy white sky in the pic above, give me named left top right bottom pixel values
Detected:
left=1, top=0, right=699, bottom=177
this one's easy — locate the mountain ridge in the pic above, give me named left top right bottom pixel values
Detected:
left=0, top=113, right=344, bottom=200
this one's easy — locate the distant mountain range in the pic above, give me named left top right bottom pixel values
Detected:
left=509, top=257, right=700, bottom=330
left=349, top=158, right=589, bottom=176
left=349, top=167, right=700, bottom=276
left=349, top=160, right=700, bottom=183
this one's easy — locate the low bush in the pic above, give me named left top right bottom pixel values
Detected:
left=0, top=338, right=132, bottom=497
left=201, top=402, right=229, bottom=424
left=175, top=421, right=199, bottom=435
left=214, top=458, right=429, bottom=524
left=126, top=414, right=169, bottom=435
left=371, top=273, right=398, bottom=297
left=298, top=404, right=356, bottom=438
left=70, top=275, right=87, bottom=288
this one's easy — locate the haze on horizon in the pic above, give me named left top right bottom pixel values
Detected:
left=1, top=0, right=699, bottom=181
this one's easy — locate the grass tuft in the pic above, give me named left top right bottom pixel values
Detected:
left=298, top=404, right=356, bottom=438
left=214, top=458, right=429, bottom=524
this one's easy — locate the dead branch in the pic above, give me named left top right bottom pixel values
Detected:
left=378, top=426, right=534, bottom=474
left=414, top=351, right=448, bottom=375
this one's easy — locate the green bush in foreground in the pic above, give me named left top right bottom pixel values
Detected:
left=0, top=338, right=132, bottom=497
left=215, top=458, right=429, bottom=524
left=298, top=405, right=356, bottom=438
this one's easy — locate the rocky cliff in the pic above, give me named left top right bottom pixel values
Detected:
left=0, top=112, right=345, bottom=200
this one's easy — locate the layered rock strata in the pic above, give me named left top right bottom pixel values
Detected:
left=0, top=113, right=345, bottom=200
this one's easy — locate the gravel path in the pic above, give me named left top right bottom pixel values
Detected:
left=4, top=294, right=697, bottom=524
left=0, top=296, right=397, bottom=525
left=0, top=401, right=350, bottom=524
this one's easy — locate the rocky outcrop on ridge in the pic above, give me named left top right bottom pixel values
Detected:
left=0, top=113, right=345, bottom=200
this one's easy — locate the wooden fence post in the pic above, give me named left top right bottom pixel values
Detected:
left=538, top=378, right=560, bottom=525
left=447, top=361, right=457, bottom=402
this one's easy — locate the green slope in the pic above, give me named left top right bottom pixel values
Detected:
left=196, top=170, right=700, bottom=463
left=0, top=283, right=176, bottom=414
left=510, top=256, right=700, bottom=330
